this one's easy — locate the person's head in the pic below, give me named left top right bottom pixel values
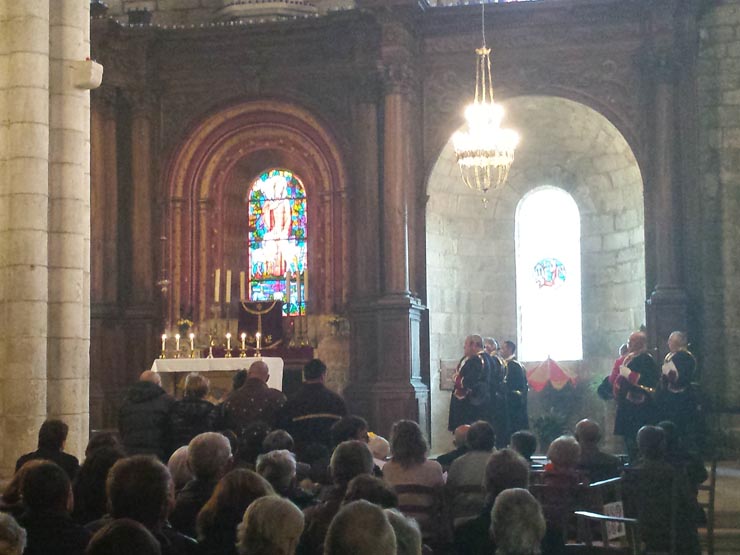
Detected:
left=667, top=331, right=688, bottom=353
left=236, top=496, right=304, bottom=555
left=167, top=446, right=193, bottom=492
left=657, top=420, right=679, bottom=451
left=501, top=341, right=517, bottom=359
left=390, top=420, right=428, bottom=468
left=86, top=518, right=161, bottom=555
left=262, top=430, right=295, bottom=454
left=384, top=509, right=422, bottom=555
left=467, top=420, right=495, bottom=452
left=75, top=445, right=127, bottom=517
left=188, top=432, right=233, bottom=481
left=483, top=337, right=499, bottom=355
left=547, top=435, right=581, bottom=470
left=465, top=334, right=484, bottom=357
left=256, top=450, right=296, bottom=495
left=343, top=475, right=398, bottom=509
left=330, top=440, right=374, bottom=488
left=38, top=419, right=69, bottom=451
left=510, top=431, right=537, bottom=461
left=3, top=459, right=48, bottom=506
left=491, top=488, right=546, bottom=555
left=637, top=425, right=666, bottom=461
left=183, top=372, right=209, bottom=400
left=331, top=415, right=369, bottom=445
left=21, top=461, right=72, bottom=514
left=232, top=369, right=249, bottom=391
left=619, top=343, right=629, bottom=357
left=324, top=500, right=396, bottom=555
left=247, top=361, right=270, bottom=383
left=368, top=434, right=390, bottom=461
left=484, top=448, right=530, bottom=500
left=107, top=455, right=173, bottom=529
left=574, top=419, right=602, bottom=448
left=303, top=359, right=327, bottom=382
left=453, top=424, right=471, bottom=448
left=0, top=513, right=26, bottom=555
left=197, top=468, right=275, bottom=540
left=139, top=370, right=161, bottom=386
left=85, top=432, right=122, bottom=458
left=627, top=331, right=647, bottom=354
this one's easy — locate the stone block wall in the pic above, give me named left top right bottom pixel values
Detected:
left=426, top=96, right=645, bottom=451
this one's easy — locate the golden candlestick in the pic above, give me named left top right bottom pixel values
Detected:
left=174, top=333, right=181, bottom=358
left=189, top=333, right=196, bottom=358
left=160, top=334, right=167, bottom=359
left=240, top=332, right=247, bottom=358
left=225, top=332, right=232, bottom=358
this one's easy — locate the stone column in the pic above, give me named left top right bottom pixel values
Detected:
left=646, top=52, right=688, bottom=359
left=47, top=0, right=92, bottom=457
left=0, top=0, right=51, bottom=474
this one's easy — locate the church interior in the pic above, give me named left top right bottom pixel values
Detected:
left=3, top=0, right=740, bottom=540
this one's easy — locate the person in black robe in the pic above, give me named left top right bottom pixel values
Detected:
left=483, top=346, right=508, bottom=449
left=608, top=331, right=659, bottom=460
left=448, top=335, right=490, bottom=431
left=501, top=340, right=529, bottom=440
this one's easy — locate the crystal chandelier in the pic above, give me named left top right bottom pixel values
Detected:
left=453, top=3, right=519, bottom=196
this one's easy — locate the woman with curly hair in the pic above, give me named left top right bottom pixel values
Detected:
left=196, top=469, right=275, bottom=555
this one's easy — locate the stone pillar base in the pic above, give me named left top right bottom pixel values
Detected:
left=646, top=285, right=688, bottom=359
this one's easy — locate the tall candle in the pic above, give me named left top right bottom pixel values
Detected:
left=189, top=333, right=195, bottom=351
left=241, top=332, right=246, bottom=350
left=297, top=270, right=302, bottom=313
left=161, top=334, right=167, bottom=351
left=303, top=266, right=308, bottom=302
left=239, top=271, right=246, bottom=301
left=214, top=268, right=221, bottom=303
left=225, top=270, right=232, bottom=303
left=256, top=331, right=261, bottom=350
left=175, top=333, right=180, bottom=351
left=285, top=270, right=291, bottom=310
left=226, top=332, right=231, bottom=351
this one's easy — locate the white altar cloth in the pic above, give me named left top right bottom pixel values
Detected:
left=150, top=357, right=283, bottom=391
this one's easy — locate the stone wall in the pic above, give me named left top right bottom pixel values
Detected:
left=696, top=1, right=740, bottom=410
left=426, top=96, right=645, bottom=452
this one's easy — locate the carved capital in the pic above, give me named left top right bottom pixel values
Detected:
left=381, top=60, right=418, bottom=96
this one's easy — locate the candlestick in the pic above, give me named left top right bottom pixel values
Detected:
left=241, top=332, right=246, bottom=350
left=225, top=270, right=232, bottom=303
left=214, top=268, right=221, bottom=303
left=304, top=266, right=308, bottom=302
left=240, top=271, right=246, bottom=301
left=174, top=334, right=181, bottom=358
left=160, top=334, right=167, bottom=359
left=189, top=333, right=195, bottom=358
left=297, top=271, right=303, bottom=315
left=240, top=332, right=247, bottom=358
left=285, top=270, right=291, bottom=311
left=256, top=331, right=261, bottom=351
left=225, top=332, right=232, bottom=358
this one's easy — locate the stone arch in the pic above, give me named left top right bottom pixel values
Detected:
left=426, top=95, right=645, bottom=450
left=163, top=99, right=348, bottom=323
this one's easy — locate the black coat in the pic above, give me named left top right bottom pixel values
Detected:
left=118, top=381, right=175, bottom=460
left=19, top=510, right=91, bottom=555
left=168, top=398, right=217, bottom=451
left=16, top=448, right=80, bottom=481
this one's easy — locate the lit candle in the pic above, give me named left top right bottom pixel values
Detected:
left=297, top=270, right=303, bottom=313
left=225, top=270, right=232, bottom=303
left=241, top=332, right=246, bottom=350
left=303, top=266, right=308, bottom=302
left=285, top=270, right=291, bottom=310
left=161, top=334, right=167, bottom=351
left=175, top=333, right=180, bottom=351
left=189, top=333, right=195, bottom=351
left=256, top=331, right=261, bottom=350
left=239, top=271, right=246, bottom=301
left=226, top=332, right=231, bottom=351
left=214, top=268, right=221, bottom=303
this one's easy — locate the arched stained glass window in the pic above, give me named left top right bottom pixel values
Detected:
left=515, top=186, right=582, bottom=361
left=248, top=168, right=307, bottom=316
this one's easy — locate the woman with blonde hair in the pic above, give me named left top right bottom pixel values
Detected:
left=196, top=469, right=275, bottom=555
left=168, top=373, right=217, bottom=451
left=237, top=496, right=304, bottom=555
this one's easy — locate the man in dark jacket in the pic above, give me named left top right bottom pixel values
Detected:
left=118, top=370, right=174, bottom=460
left=278, top=358, right=347, bottom=457
left=16, top=419, right=80, bottom=480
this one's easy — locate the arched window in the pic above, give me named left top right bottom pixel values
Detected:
left=248, top=168, right=307, bottom=316
left=515, top=186, right=582, bottom=361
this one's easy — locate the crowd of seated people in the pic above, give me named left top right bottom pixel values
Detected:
left=0, top=357, right=708, bottom=555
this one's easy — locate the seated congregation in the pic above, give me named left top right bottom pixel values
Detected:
left=0, top=357, right=707, bottom=555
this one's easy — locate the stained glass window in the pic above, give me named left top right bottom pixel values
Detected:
left=248, top=169, right=306, bottom=316
left=515, top=186, right=582, bottom=361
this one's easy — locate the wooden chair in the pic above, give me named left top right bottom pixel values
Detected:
left=572, top=510, right=641, bottom=555
left=697, top=459, right=717, bottom=555
left=530, top=482, right=591, bottom=543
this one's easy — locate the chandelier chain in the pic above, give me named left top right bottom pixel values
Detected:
left=481, top=2, right=486, bottom=48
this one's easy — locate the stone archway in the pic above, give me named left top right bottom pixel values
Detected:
left=426, top=95, right=646, bottom=451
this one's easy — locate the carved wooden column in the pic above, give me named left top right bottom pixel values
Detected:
left=345, top=17, right=430, bottom=440
left=646, top=51, right=688, bottom=358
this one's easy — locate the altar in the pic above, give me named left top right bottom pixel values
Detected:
left=150, top=357, right=284, bottom=400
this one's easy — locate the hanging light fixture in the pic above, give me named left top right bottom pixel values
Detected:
left=453, top=2, right=519, bottom=197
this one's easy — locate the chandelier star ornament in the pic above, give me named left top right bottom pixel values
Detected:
left=452, top=3, right=519, bottom=200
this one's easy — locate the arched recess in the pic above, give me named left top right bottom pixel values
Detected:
left=425, top=95, right=646, bottom=450
left=163, top=100, right=348, bottom=324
